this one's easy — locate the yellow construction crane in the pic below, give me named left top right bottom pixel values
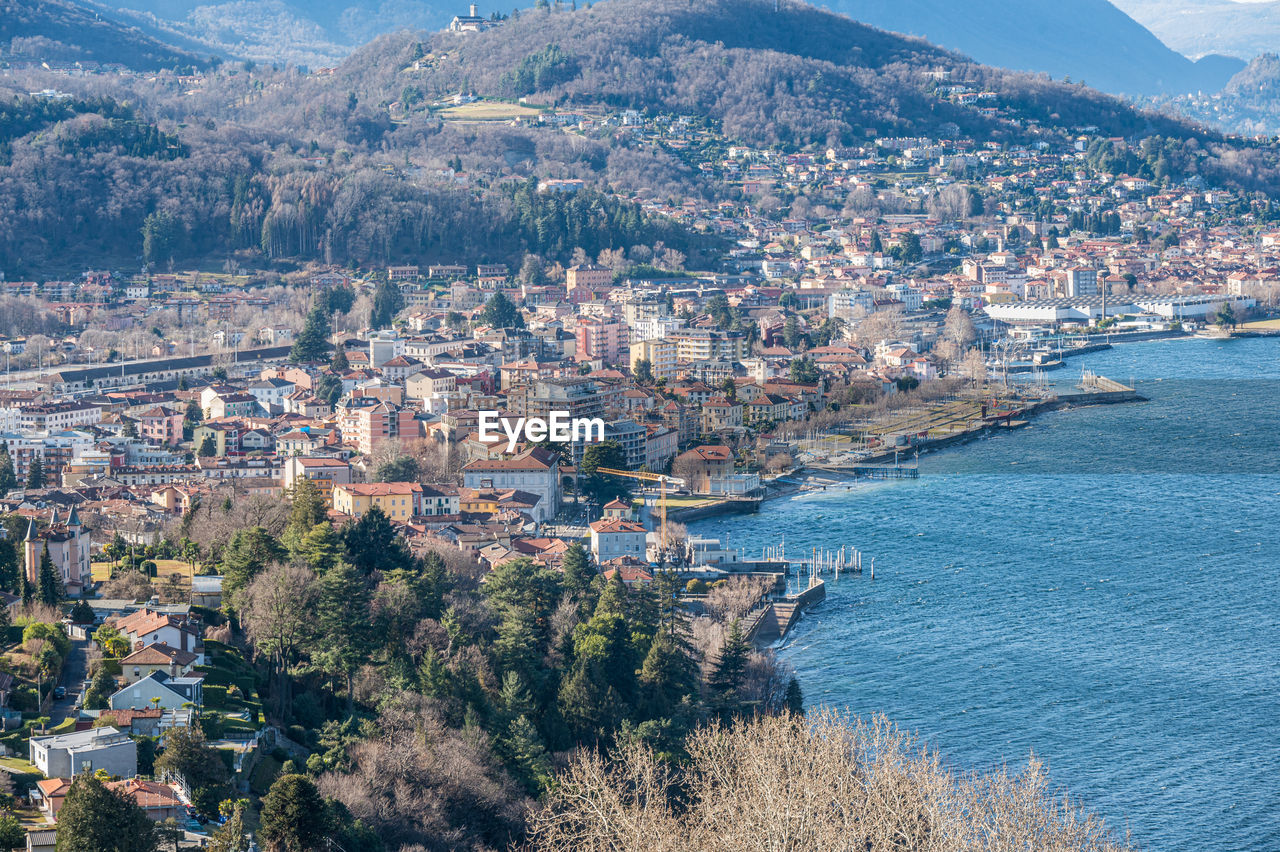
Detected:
left=594, top=468, right=686, bottom=559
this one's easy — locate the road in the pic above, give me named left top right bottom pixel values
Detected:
left=50, top=637, right=88, bottom=726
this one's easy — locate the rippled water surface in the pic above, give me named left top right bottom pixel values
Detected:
left=691, top=337, right=1280, bottom=851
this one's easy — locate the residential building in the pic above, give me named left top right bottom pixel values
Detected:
left=332, top=482, right=424, bottom=520
left=30, top=727, right=137, bottom=779
left=461, top=448, right=562, bottom=522
left=589, top=517, right=647, bottom=563
left=109, top=670, right=204, bottom=711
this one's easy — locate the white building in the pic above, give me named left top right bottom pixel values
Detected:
left=30, top=728, right=137, bottom=779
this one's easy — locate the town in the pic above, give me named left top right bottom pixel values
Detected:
left=2, top=50, right=1279, bottom=852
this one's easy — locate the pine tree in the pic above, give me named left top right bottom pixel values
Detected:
left=480, top=291, right=525, bottom=329
left=561, top=542, right=594, bottom=596
left=290, top=302, right=332, bottom=362
left=53, top=772, right=155, bottom=852
left=370, top=277, right=405, bottom=330
left=707, top=618, right=750, bottom=721
left=341, top=505, right=413, bottom=576
left=0, top=445, right=16, bottom=493
left=25, top=457, right=44, bottom=489
left=330, top=346, right=349, bottom=372
left=197, top=434, right=217, bottom=457
left=38, top=542, right=60, bottom=607
left=299, top=521, right=343, bottom=574
left=316, top=560, right=371, bottom=715
left=259, top=774, right=331, bottom=852
left=504, top=714, right=552, bottom=793
left=638, top=629, right=699, bottom=717
left=282, top=479, right=327, bottom=556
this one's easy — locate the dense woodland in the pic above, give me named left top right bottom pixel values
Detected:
left=5, top=0, right=1280, bottom=276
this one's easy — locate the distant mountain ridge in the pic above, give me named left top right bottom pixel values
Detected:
left=64, top=0, right=1246, bottom=96
left=818, top=0, right=1243, bottom=96
left=1, top=0, right=209, bottom=69
left=1113, top=0, right=1280, bottom=63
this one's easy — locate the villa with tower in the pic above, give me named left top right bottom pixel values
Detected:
left=24, top=508, right=92, bottom=597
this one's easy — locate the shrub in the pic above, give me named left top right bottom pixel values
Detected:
left=203, top=685, right=227, bottom=708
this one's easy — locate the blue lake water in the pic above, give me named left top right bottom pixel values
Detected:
left=690, top=337, right=1280, bottom=852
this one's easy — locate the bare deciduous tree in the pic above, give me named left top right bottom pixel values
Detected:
left=529, top=710, right=1134, bottom=852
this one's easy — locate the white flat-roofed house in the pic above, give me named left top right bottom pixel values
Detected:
left=30, top=727, right=137, bottom=779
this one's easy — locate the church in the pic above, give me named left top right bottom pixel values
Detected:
left=24, top=508, right=92, bottom=597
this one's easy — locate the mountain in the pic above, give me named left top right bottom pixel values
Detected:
left=402, top=0, right=1211, bottom=145
left=814, top=0, right=1243, bottom=96
left=1112, top=0, right=1280, bottom=63
left=0, top=0, right=209, bottom=70
left=3, top=0, right=1277, bottom=277
left=1156, top=53, right=1280, bottom=134
left=70, top=0, right=1244, bottom=96
left=80, top=0, right=456, bottom=66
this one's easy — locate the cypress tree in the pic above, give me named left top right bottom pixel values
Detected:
left=38, top=542, right=61, bottom=607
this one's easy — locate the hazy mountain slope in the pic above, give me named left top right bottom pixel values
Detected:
left=0, top=0, right=209, bottom=69
left=816, top=0, right=1243, bottom=95
left=84, top=0, right=456, bottom=65
left=1113, top=0, right=1280, bottom=62
left=400, top=0, right=1210, bottom=146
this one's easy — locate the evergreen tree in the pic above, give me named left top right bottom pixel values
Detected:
left=53, top=772, right=155, bottom=852
left=219, top=527, right=284, bottom=608
left=259, top=774, right=331, bottom=852
left=197, top=434, right=217, bottom=457
left=503, top=714, right=552, bottom=794
left=25, top=457, right=44, bottom=489
left=182, top=399, right=202, bottom=441
left=580, top=441, right=631, bottom=504
left=370, top=278, right=405, bottom=330
left=707, top=618, right=751, bottom=721
left=561, top=542, right=594, bottom=596
left=480, top=291, right=525, bottom=329
left=330, top=346, right=349, bottom=372
left=341, top=505, right=413, bottom=576
left=38, top=542, right=60, bottom=607
left=84, top=666, right=116, bottom=710
left=784, top=675, right=804, bottom=715
left=315, top=560, right=372, bottom=714
left=0, top=446, right=16, bottom=493
left=0, top=814, right=25, bottom=852
left=290, top=302, right=332, bottom=362
left=638, top=629, right=699, bottom=717
left=418, top=550, right=450, bottom=620
left=282, top=479, right=327, bottom=555
left=0, top=538, right=19, bottom=595
left=299, top=521, right=343, bottom=574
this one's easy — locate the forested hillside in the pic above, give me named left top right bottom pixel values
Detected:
left=0, top=0, right=209, bottom=70
left=4, top=0, right=1280, bottom=276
